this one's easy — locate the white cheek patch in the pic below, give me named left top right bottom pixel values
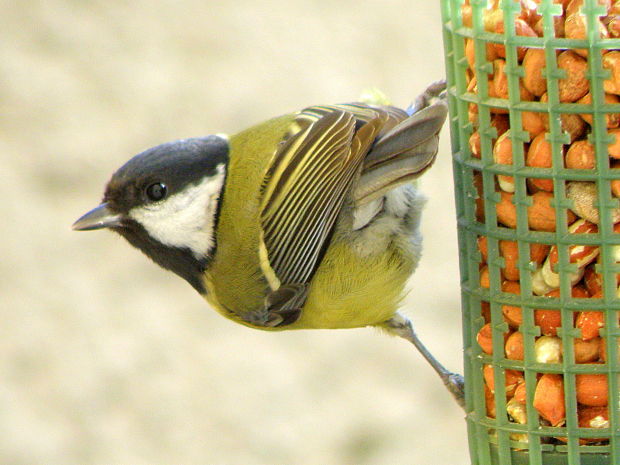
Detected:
left=129, top=164, right=226, bottom=259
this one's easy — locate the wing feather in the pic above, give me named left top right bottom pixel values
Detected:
left=259, top=108, right=381, bottom=291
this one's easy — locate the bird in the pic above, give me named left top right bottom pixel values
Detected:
left=73, top=81, right=464, bottom=407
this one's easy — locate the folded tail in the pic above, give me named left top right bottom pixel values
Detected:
left=353, top=81, right=448, bottom=206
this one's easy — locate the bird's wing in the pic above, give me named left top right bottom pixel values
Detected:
left=291, top=103, right=407, bottom=139
left=293, top=101, right=447, bottom=206
left=258, top=107, right=382, bottom=319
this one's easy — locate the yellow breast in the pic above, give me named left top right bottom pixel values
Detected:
left=289, top=235, right=415, bottom=329
left=204, top=235, right=413, bottom=330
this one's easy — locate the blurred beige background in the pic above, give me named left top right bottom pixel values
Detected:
left=1, top=1, right=467, bottom=464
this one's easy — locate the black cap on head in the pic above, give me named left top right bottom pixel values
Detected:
left=104, top=135, right=229, bottom=214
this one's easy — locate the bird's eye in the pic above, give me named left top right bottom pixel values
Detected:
left=145, top=182, right=167, bottom=201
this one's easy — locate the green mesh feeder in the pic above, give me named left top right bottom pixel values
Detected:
left=441, top=0, right=620, bottom=463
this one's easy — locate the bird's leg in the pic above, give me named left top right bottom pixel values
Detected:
left=381, top=312, right=465, bottom=410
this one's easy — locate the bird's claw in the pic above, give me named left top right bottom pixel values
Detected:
left=410, top=80, right=448, bottom=114
left=444, top=372, right=466, bottom=409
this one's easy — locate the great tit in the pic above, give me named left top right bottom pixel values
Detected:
left=73, top=81, right=464, bottom=406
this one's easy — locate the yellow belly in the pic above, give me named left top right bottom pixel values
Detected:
left=204, top=232, right=415, bottom=331
left=288, top=237, right=414, bottom=329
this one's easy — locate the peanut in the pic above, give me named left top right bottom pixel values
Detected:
left=496, top=191, right=518, bottom=228
left=540, top=92, right=587, bottom=142
left=576, top=373, right=609, bottom=407
left=493, top=59, right=534, bottom=102
left=567, top=181, right=620, bottom=224
left=472, top=115, right=512, bottom=159
left=513, top=381, right=527, bottom=403
left=480, top=265, right=491, bottom=289
left=574, top=337, right=601, bottom=363
left=478, top=235, right=488, bottom=263
left=521, top=110, right=546, bottom=139
left=535, top=335, right=563, bottom=363
left=502, top=280, right=523, bottom=328
left=565, top=10, right=609, bottom=58
left=533, top=14, right=565, bottom=37
left=608, top=15, right=620, bottom=38
left=565, top=140, right=596, bottom=170
left=565, top=0, right=611, bottom=17
left=599, top=337, right=620, bottom=362
left=557, top=50, right=590, bottom=103
left=611, top=160, right=620, bottom=197
left=529, top=191, right=577, bottom=231
left=465, top=38, right=499, bottom=71
left=485, top=384, right=496, bottom=418
left=535, top=286, right=589, bottom=336
left=496, top=191, right=577, bottom=231
left=583, top=264, right=603, bottom=296
left=578, top=406, right=609, bottom=443
left=483, top=364, right=524, bottom=397
left=547, top=219, right=599, bottom=271
left=493, top=18, right=537, bottom=60
left=576, top=311, right=606, bottom=340
left=505, top=331, right=525, bottom=360
left=494, top=130, right=516, bottom=192
left=526, top=132, right=555, bottom=192
left=607, top=128, right=620, bottom=158
left=477, top=323, right=495, bottom=354
left=523, top=48, right=548, bottom=97
left=534, top=374, right=566, bottom=426
left=577, top=92, right=620, bottom=128
left=469, top=131, right=482, bottom=159
left=603, top=51, right=620, bottom=95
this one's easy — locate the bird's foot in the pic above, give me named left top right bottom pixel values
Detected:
left=444, top=373, right=465, bottom=410
left=409, top=80, right=448, bottom=115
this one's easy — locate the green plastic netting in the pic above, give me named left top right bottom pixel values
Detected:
left=441, top=0, right=620, bottom=463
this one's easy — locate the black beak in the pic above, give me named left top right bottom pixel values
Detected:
left=72, top=203, right=122, bottom=231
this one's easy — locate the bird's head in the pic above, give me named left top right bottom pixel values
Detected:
left=73, top=135, right=229, bottom=293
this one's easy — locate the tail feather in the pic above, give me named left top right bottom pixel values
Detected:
left=354, top=86, right=448, bottom=206
left=363, top=102, right=447, bottom=170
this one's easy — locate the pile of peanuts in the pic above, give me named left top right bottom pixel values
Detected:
left=461, top=0, right=620, bottom=444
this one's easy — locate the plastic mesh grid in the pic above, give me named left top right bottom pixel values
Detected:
left=441, top=0, right=620, bottom=464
